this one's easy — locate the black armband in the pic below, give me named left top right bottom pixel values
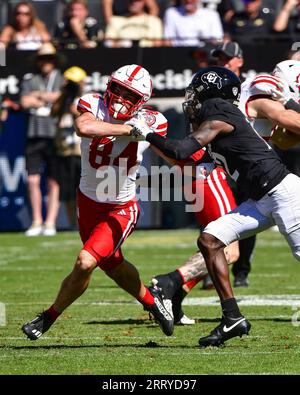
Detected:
left=284, top=99, right=300, bottom=113
left=146, top=133, right=202, bottom=161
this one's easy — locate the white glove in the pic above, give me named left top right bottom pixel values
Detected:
left=270, top=79, right=292, bottom=105
left=125, top=116, right=154, bottom=141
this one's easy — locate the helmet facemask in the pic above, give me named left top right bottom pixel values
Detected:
left=182, top=87, right=203, bottom=124
left=105, top=80, right=146, bottom=120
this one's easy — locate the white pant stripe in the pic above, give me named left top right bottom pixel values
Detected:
left=212, top=170, right=232, bottom=213
left=107, top=204, right=138, bottom=259
left=207, top=176, right=226, bottom=217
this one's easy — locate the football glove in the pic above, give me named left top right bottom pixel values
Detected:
left=270, top=79, right=292, bottom=105
left=125, top=116, right=154, bottom=141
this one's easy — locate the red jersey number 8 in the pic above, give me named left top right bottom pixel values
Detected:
left=89, top=137, right=138, bottom=172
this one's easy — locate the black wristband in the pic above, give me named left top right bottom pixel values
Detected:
left=284, top=98, right=300, bottom=113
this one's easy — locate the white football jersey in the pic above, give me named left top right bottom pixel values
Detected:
left=239, top=74, right=283, bottom=141
left=77, top=93, right=167, bottom=204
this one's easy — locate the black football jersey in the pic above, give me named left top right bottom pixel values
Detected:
left=195, top=98, right=289, bottom=201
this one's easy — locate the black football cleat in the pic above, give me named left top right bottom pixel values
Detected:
left=234, top=273, right=249, bottom=288
left=145, top=285, right=174, bottom=336
left=151, top=274, right=176, bottom=299
left=22, top=312, right=53, bottom=340
left=202, top=274, right=215, bottom=290
left=199, top=315, right=251, bottom=347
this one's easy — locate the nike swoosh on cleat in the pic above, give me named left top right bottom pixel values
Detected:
left=223, top=318, right=245, bottom=333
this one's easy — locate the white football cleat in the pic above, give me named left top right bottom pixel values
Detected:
left=176, top=314, right=195, bottom=325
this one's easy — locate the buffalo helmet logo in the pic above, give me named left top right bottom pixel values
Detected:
left=200, top=72, right=222, bottom=89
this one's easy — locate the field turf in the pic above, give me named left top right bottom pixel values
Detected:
left=1, top=229, right=300, bottom=375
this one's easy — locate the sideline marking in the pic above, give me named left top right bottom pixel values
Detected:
left=183, top=295, right=300, bottom=307
left=5, top=295, right=300, bottom=307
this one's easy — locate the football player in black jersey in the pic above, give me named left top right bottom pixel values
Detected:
left=129, top=66, right=300, bottom=347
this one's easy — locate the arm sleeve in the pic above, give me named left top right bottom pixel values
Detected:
left=146, top=133, right=202, bottom=161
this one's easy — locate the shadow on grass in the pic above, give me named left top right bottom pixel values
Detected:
left=0, top=342, right=197, bottom=350
left=85, top=318, right=147, bottom=325
left=85, top=317, right=292, bottom=326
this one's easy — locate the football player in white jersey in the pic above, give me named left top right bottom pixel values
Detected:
left=21, top=64, right=174, bottom=340
left=239, top=60, right=300, bottom=147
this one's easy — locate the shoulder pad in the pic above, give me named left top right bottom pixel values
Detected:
left=77, top=92, right=99, bottom=114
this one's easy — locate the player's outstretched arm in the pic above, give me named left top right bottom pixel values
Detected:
left=75, top=112, right=132, bottom=138
left=145, top=120, right=233, bottom=161
left=253, top=98, right=300, bottom=136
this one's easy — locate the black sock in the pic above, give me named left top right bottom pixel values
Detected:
left=172, top=287, right=187, bottom=322
left=167, top=270, right=184, bottom=294
left=221, top=298, right=242, bottom=319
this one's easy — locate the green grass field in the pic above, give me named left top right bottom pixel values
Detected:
left=1, top=229, right=300, bottom=375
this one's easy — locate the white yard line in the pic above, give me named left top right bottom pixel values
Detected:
left=3, top=294, right=300, bottom=307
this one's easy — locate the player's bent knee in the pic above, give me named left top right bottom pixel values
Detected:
left=76, top=250, right=98, bottom=273
left=197, top=233, right=217, bottom=251
left=198, top=233, right=223, bottom=254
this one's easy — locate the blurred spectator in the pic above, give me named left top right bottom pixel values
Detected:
left=218, top=0, right=283, bottom=26
left=0, top=97, right=21, bottom=127
left=102, top=0, right=159, bottom=24
left=218, top=0, right=245, bottom=29
left=227, top=0, right=275, bottom=41
left=20, top=43, right=64, bottom=237
left=51, top=66, right=87, bottom=229
left=190, top=43, right=217, bottom=68
left=0, top=2, right=51, bottom=50
left=211, top=41, right=244, bottom=77
left=273, top=0, right=300, bottom=38
left=163, top=0, right=223, bottom=47
left=54, top=0, right=101, bottom=48
left=289, top=49, right=300, bottom=60
left=263, top=0, right=285, bottom=14
left=105, top=0, right=163, bottom=47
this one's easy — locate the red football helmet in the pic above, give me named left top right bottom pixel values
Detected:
left=104, top=64, right=153, bottom=120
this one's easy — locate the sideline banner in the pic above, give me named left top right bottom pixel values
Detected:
left=0, top=111, right=29, bottom=231
left=0, top=42, right=291, bottom=100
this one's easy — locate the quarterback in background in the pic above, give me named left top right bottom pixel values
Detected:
left=21, top=64, right=174, bottom=340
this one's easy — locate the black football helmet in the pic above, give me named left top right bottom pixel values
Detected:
left=182, top=66, right=241, bottom=122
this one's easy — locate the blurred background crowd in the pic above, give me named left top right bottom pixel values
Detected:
left=1, top=0, right=300, bottom=49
